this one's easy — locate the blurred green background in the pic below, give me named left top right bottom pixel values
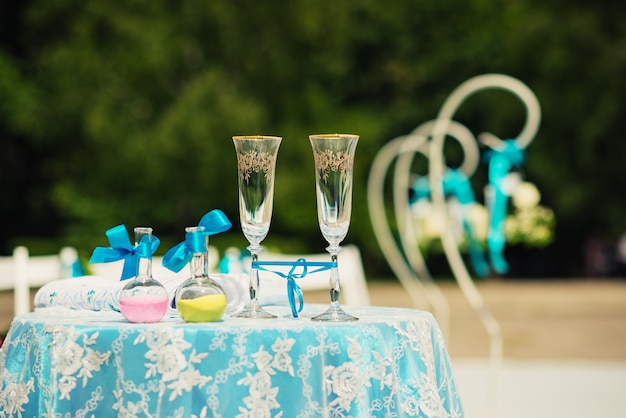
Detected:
left=1, top=0, right=625, bottom=279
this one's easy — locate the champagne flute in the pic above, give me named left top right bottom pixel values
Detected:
left=232, top=135, right=281, bottom=318
left=310, top=134, right=359, bottom=322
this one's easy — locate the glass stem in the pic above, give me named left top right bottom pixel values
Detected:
left=248, top=252, right=261, bottom=307
left=329, top=253, right=340, bottom=307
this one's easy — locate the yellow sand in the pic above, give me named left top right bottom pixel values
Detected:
left=177, top=294, right=227, bottom=322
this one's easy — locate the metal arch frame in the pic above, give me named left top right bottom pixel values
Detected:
left=394, top=120, right=481, bottom=272
left=367, top=119, right=481, bottom=343
left=368, top=133, right=441, bottom=317
left=429, top=73, right=541, bottom=418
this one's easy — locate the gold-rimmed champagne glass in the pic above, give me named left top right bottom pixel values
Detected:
left=232, top=135, right=281, bottom=318
left=310, top=134, right=359, bottom=321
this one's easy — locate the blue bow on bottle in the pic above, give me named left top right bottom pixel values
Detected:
left=483, top=139, right=526, bottom=274
left=162, top=209, right=232, bottom=273
left=198, top=209, right=232, bottom=235
left=89, top=224, right=160, bottom=281
left=254, top=259, right=337, bottom=318
left=162, top=228, right=207, bottom=273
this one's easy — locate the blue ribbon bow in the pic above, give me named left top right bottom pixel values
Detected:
left=411, top=170, right=489, bottom=278
left=483, top=139, right=526, bottom=274
left=198, top=209, right=232, bottom=235
left=89, top=224, right=160, bottom=281
left=254, top=259, right=337, bottom=318
left=162, top=209, right=232, bottom=273
left=162, top=228, right=208, bottom=273
left=410, top=176, right=431, bottom=204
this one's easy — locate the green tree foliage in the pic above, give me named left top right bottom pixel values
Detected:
left=1, top=0, right=626, bottom=276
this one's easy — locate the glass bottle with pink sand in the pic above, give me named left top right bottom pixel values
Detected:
left=119, top=227, right=169, bottom=323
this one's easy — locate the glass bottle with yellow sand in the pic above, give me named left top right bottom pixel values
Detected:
left=175, top=226, right=227, bottom=322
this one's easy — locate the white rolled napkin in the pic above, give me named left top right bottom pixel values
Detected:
left=33, top=273, right=288, bottom=316
left=34, top=276, right=123, bottom=312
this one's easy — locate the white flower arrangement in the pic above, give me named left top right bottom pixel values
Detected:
left=411, top=181, right=555, bottom=252
left=504, top=182, right=555, bottom=247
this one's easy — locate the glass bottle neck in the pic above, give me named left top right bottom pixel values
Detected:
left=134, top=227, right=154, bottom=281
left=190, top=251, right=208, bottom=279
left=137, top=256, right=152, bottom=280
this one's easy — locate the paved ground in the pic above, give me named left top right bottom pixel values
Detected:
left=306, top=278, right=626, bottom=361
left=4, top=278, right=625, bottom=361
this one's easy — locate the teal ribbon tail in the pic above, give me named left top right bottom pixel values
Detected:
left=489, top=240, right=509, bottom=274
left=162, top=229, right=207, bottom=273
left=487, top=188, right=510, bottom=274
left=442, top=170, right=474, bottom=205
left=254, top=259, right=306, bottom=318
left=162, top=210, right=231, bottom=273
left=443, top=169, right=490, bottom=278
left=484, top=140, right=526, bottom=275
left=199, top=209, right=232, bottom=235
left=287, top=278, right=304, bottom=318
left=410, top=176, right=431, bottom=204
left=70, top=260, right=85, bottom=277
left=285, top=259, right=306, bottom=318
left=253, top=259, right=335, bottom=318
left=89, top=225, right=160, bottom=281
left=162, top=241, right=190, bottom=273
left=463, top=219, right=490, bottom=278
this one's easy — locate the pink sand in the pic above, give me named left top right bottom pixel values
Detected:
left=120, top=294, right=169, bottom=323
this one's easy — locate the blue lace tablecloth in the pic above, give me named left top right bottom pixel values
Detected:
left=0, top=305, right=463, bottom=417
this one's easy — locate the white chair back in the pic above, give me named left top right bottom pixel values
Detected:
left=259, top=244, right=370, bottom=306
left=0, top=246, right=80, bottom=316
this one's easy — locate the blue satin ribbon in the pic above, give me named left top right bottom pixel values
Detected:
left=162, top=229, right=208, bottom=273
left=253, top=259, right=337, bottom=318
left=483, top=139, right=526, bottom=274
left=199, top=209, right=232, bottom=235
left=162, top=209, right=233, bottom=273
left=411, top=170, right=489, bottom=278
left=89, top=224, right=160, bottom=281
left=410, top=176, right=431, bottom=204
left=442, top=170, right=490, bottom=278
left=442, top=170, right=474, bottom=206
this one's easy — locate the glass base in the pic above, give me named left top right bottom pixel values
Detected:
left=311, top=305, right=358, bottom=322
left=232, top=304, right=277, bottom=319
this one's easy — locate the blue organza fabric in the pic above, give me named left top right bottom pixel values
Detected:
left=0, top=305, right=463, bottom=417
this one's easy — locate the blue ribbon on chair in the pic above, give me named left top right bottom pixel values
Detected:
left=89, top=224, right=160, bottom=281
left=442, top=169, right=490, bottom=278
left=411, top=170, right=489, bottom=277
left=162, top=209, right=233, bottom=273
left=483, top=139, right=526, bottom=274
left=409, top=176, right=431, bottom=204
left=253, top=259, right=337, bottom=318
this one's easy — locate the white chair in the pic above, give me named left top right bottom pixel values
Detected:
left=258, top=244, right=370, bottom=306
left=371, top=73, right=541, bottom=418
left=427, top=74, right=540, bottom=418
left=0, top=246, right=80, bottom=317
